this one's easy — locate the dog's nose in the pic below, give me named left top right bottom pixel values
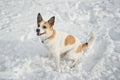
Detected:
left=36, top=28, right=40, bottom=32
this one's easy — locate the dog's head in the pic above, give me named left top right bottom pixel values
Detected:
left=36, top=13, right=55, bottom=39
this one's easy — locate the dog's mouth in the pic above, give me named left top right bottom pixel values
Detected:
left=37, top=32, right=46, bottom=36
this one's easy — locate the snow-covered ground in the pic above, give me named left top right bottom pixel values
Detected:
left=0, top=0, right=120, bottom=80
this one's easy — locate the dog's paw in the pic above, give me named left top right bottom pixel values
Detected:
left=54, top=65, right=61, bottom=72
left=48, top=57, right=52, bottom=60
left=48, top=54, right=52, bottom=60
left=69, top=64, right=75, bottom=69
left=56, top=68, right=61, bottom=72
left=53, top=68, right=61, bottom=72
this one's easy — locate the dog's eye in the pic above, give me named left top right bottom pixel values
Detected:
left=43, top=26, right=46, bottom=29
left=38, top=24, right=40, bottom=27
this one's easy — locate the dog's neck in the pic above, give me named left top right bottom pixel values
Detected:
left=41, top=29, right=56, bottom=43
left=47, top=29, right=56, bottom=40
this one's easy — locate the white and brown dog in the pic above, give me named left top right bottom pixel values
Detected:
left=36, top=13, right=95, bottom=72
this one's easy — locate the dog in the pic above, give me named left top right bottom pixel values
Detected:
left=36, top=13, right=95, bottom=72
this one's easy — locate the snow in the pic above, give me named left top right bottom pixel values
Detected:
left=0, top=0, right=120, bottom=80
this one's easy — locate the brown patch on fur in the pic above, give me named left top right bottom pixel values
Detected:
left=76, top=43, right=88, bottom=53
left=65, top=35, right=75, bottom=46
left=47, top=29, right=56, bottom=40
left=44, top=22, right=53, bottom=30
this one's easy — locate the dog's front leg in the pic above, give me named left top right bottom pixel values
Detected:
left=48, top=52, right=52, bottom=60
left=46, top=47, right=52, bottom=60
left=53, top=52, right=60, bottom=72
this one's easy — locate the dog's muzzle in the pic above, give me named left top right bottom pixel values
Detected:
left=36, top=28, right=46, bottom=36
left=36, top=28, right=40, bottom=36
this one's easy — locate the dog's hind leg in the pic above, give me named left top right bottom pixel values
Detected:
left=68, top=52, right=83, bottom=68
left=69, top=58, right=80, bottom=68
left=70, top=55, right=83, bottom=68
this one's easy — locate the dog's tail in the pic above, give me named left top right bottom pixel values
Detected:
left=87, top=32, right=96, bottom=47
left=81, top=32, right=96, bottom=50
left=76, top=32, right=96, bottom=53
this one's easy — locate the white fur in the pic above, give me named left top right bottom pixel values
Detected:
left=39, top=21, right=45, bottom=33
left=41, top=31, right=95, bottom=72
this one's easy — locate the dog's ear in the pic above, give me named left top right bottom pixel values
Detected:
left=37, top=13, right=43, bottom=25
left=48, top=16, right=55, bottom=26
